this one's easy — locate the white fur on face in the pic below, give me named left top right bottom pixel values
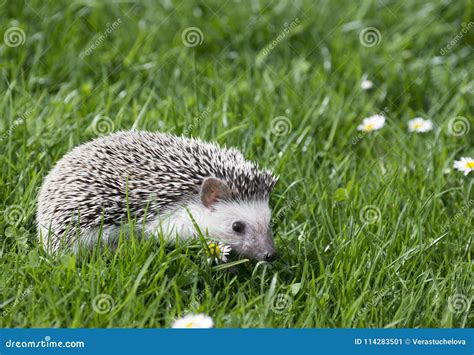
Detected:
left=201, top=200, right=271, bottom=242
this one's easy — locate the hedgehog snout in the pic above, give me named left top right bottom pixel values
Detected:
left=237, top=227, right=277, bottom=262
left=256, top=230, right=277, bottom=261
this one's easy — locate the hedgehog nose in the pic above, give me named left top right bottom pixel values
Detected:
left=264, top=251, right=277, bottom=261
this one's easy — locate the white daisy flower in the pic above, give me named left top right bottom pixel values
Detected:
left=453, top=157, right=474, bottom=176
left=206, top=242, right=231, bottom=264
left=171, top=314, right=214, bottom=328
left=357, top=114, right=386, bottom=133
left=360, top=79, right=374, bottom=90
left=408, top=117, right=433, bottom=133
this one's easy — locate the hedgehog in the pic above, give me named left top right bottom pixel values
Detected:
left=37, top=131, right=279, bottom=261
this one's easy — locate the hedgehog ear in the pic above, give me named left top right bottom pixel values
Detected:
left=200, top=177, right=231, bottom=208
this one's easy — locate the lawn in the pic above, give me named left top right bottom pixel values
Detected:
left=0, top=0, right=473, bottom=328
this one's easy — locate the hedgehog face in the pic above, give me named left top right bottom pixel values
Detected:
left=199, top=177, right=277, bottom=261
left=205, top=199, right=276, bottom=261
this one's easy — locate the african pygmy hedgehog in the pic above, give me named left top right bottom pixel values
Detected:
left=37, top=131, right=278, bottom=261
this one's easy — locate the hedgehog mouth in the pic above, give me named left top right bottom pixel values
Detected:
left=233, top=245, right=272, bottom=262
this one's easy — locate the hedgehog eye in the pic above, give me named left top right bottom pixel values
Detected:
left=232, top=221, right=245, bottom=233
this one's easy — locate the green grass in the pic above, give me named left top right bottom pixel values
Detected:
left=1, top=0, right=473, bottom=328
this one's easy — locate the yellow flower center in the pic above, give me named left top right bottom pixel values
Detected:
left=207, top=243, right=221, bottom=257
left=413, top=122, right=422, bottom=129
left=365, top=123, right=374, bottom=131
left=185, top=322, right=195, bottom=328
left=466, top=162, right=474, bottom=168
